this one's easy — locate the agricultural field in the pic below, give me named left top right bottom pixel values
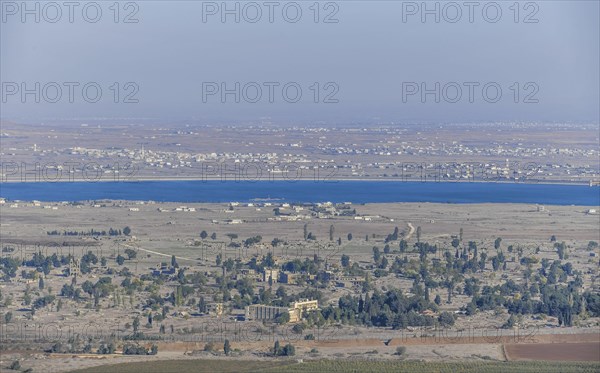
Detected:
left=67, top=359, right=600, bottom=373
left=504, top=342, right=600, bottom=362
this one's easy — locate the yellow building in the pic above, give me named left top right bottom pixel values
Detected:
left=263, top=268, right=279, bottom=284
left=289, top=299, right=319, bottom=322
left=246, top=299, right=318, bottom=323
left=279, top=272, right=299, bottom=285
left=207, top=302, right=224, bottom=317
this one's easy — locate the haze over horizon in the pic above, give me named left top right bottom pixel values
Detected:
left=1, top=1, right=599, bottom=124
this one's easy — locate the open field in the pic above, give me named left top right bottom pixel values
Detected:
left=66, top=360, right=291, bottom=373
left=3, top=331, right=599, bottom=372
left=66, top=359, right=600, bottom=373
left=505, top=342, right=600, bottom=362
left=1, top=200, right=599, bottom=372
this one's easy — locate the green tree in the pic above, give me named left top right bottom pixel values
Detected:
left=273, top=340, right=281, bottom=355
left=347, top=233, right=353, bottom=241
left=133, top=316, right=140, bottom=333
left=276, top=286, right=287, bottom=299
left=223, top=258, right=235, bottom=272
left=123, top=226, right=131, bottom=236
left=372, top=247, right=381, bottom=263
left=555, top=241, right=568, bottom=260
left=82, top=280, right=94, bottom=297
left=465, top=301, right=477, bottom=316
left=124, top=248, right=137, bottom=260
left=503, top=314, right=517, bottom=329
left=341, top=254, right=350, bottom=268
left=464, top=278, right=480, bottom=296
left=329, top=225, right=335, bottom=241
left=438, top=311, right=456, bottom=327
left=276, top=311, right=290, bottom=324
left=224, top=339, right=231, bottom=355
left=264, top=252, right=275, bottom=267
left=200, top=230, right=208, bottom=239
left=198, top=296, right=207, bottom=313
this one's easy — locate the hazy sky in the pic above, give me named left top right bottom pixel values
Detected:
left=1, top=1, right=599, bottom=124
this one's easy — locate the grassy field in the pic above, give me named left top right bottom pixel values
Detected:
left=68, top=359, right=600, bottom=373
left=67, top=360, right=292, bottom=373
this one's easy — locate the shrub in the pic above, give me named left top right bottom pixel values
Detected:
left=97, top=342, right=116, bottom=354
left=395, top=346, right=407, bottom=356
left=282, top=343, right=295, bottom=356
left=292, top=324, right=305, bottom=334
left=9, top=360, right=21, bottom=370
left=123, top=343, right=154, bottom=355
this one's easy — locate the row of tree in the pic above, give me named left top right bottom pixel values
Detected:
left=47, top=227, right=130, bottom=236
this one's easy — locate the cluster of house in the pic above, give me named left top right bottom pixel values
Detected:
left=1, top=198, right=60, bottom=210
left=151, top=263, right=176, bottom=276
left=222, top=201, right=362, bottom=221
left=154, top=206, right=196, bottom=212
left=234, top=267, right=365, bottom=289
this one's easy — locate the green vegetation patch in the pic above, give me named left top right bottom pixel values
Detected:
left=68, top=359, right=293, bottom=373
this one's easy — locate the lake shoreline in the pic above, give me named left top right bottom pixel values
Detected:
left=1, top=180, right=598, bottom=206
left=0, top=177, right=596, bottom=186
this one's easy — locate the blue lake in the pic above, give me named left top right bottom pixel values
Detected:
left=1, top=181, right=598, bottom=205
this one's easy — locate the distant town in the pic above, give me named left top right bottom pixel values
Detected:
left=1, top=122, right=598, bottom=184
